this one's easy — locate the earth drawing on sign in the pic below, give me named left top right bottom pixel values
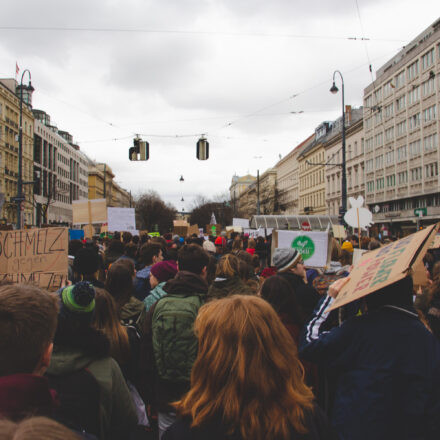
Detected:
left=291, top=236, right=315, bottom=260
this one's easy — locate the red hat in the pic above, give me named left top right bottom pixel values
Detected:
left=260, top=266, right=277, bottom=279
left=215, top=236, right=225, bottom=246
left=150, top=260, right=178, bottom=283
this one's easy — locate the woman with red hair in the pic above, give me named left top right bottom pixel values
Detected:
left=163, top=295, right=335, bottom=440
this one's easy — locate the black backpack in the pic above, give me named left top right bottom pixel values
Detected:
left=47, top=368, right=101, bottom=438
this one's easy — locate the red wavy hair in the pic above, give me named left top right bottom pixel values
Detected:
left=174, top=295, right=315, bottom=439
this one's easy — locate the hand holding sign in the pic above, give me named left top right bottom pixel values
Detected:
left=328, top=276, right=350, bottom=298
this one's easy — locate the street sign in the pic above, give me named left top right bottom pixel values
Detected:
left=301, top=221, right=311, bottom=231
left=414, top=208, right=427, bottom=217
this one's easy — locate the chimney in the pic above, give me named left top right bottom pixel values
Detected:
left=345, top=105, right=352, bottom=125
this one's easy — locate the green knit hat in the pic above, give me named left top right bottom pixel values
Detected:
left=60, top=281, right=96, bottom=322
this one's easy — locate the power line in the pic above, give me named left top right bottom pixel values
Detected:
left=0, top=25, right=407, bottom=42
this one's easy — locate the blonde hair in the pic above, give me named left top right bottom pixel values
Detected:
left=174, top=295, right=314, bottom=439
left=215, top=254, right=240, bottom=278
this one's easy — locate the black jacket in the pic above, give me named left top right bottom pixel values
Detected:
left=163, top=405, right=337, bottom=440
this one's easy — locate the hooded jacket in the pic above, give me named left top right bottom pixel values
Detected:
left=120, top=296, right=146, bottom=331
left=46, top=324, right=137, bottom=439
left=133, top=266, right=152, bottom=301
left=143, top=281, right=168, bottom=312
left=300, top=283, right=440, bottom=440
left=207, top=276, right=255, bottom=300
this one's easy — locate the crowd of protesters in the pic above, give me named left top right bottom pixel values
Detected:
left=1, top=228, right=440, bottom=440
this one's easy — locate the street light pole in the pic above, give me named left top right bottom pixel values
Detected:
left=16, top=69, right=33, bottom=230
left=330, top=70, right=347, bottom=219
left=256, top=169, right=261, bottom=215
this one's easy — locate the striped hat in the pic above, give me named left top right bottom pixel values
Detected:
left=272, top=248, right=302, bottom=272
left=59, top=281, right=96, bottom=323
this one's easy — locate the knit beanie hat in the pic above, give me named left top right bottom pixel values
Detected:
left=272, top=248, right=302, bottom=272
left=341, top=241, right=354, bottom=252
left=203, top=240, right=216, bottom=254
left=260, top=266, right=277, bottom=279
left=59, top=281, right=96, bottom=323
left=150, top=260, right=178, bottom=283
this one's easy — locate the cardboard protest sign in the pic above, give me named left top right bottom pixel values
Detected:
left=276, top=230, right=329, bottom=268
left=72, top=199, right=107, bottom=225
left=429, top=234, right=440, bottom=249
left=107, top=207, right=136, bottom=232
left=187, top=224, right=199, bottom=237
left=332, top=224, right=346, bottom=239
left=0, top=227, right=68, bottom=291
left=328, top=224, right=438, bottom=311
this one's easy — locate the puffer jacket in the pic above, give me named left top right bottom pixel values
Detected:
left=207, top=276, right=255, bottom=300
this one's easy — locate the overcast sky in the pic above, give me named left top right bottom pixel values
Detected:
left=1, top=1, right=438, bottom=210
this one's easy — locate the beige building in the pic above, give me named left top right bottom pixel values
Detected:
left=298, top=123, right=329, bottom=215
left=275, top=135, right=314, bottom=215
left=0, top=79, right=34, bottom=226
left=325, top=107, right=365, bottom=216
left=363, top=19, right=440, bottom=234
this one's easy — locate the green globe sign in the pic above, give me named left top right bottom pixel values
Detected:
left=291, top=235, right=315, bottom=261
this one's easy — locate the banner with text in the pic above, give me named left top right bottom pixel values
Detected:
left=0, top=227, right=68, bottom=291
left=107, top=207, right=136, bottom=232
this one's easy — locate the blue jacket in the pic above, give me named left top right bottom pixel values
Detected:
left=133, top=266, right=151, bottom=301
left=300, top=295, right=440, bottom=440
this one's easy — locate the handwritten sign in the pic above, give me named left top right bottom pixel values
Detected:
left=328, top=224, right=438, bottom=311
left=0, top=227, right=68, bottom=291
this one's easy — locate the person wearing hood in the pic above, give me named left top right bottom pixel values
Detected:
left=46, top=281, right=137, bottom=440
left=144, top=260, right=178, bottom=312
left=273, top=248, right=321, bottom=321
left=300, top=276, right=440, bottom=440
left=133, top=242, right=163, bottom=301
left=207, top=254, right=256, bottom=300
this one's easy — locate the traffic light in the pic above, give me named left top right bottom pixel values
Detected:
left=139, top=141, right=149, bottom=160
left=196, top=136, right=209, bottom=160
left=129, top=138, right=140, bottom=161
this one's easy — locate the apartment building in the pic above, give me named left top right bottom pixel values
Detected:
left=33, top=110, right=89, bottom=225
left=363, top=19, right=440, bottom=235
left=275, top=134, right=314, bottom=215
left=229, top=174, right=257, bottom=216
left=0, top=79, right=34, bottom=226
left=325, top=107, right=365, bottom=215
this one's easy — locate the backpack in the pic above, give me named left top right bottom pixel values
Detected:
left=46, top=368, right=101, bottom=438
left=152, top=293, right=204, bottom=383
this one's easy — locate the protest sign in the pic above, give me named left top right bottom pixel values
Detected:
left=107, top=207, right=136, bottom=232
left=187, top=224, right=199, bottom=237
left=72, top=199, right=107, bottom=225
left=233, top=218, right=250, bottom=228
left=352, top=249, right=366, bottom=266
left=429, top=234, right=440, bottom=249
left=0, top=227, right=68, bottom=291
left=328, top=224, right=438, bottom=311
left=276, top=230, right=329, bottom=268
left=332, top=224, right=346, bottom=240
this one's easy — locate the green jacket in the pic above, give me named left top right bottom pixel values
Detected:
left=47, top=347, right=137, bottom=439
left=120, top=296, right=146, bottom=334
left=207, top=276, right=256, bottom=300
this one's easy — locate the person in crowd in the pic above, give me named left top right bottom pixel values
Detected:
left=163, top=295, right=336, bottom=440
left=122, top=231, right=132, bottom=245
left=117, top=242, right=138, bottom=265
left=231, top=236, right=243, bottom=252
left=214, top=236, right=226, bottom=259
left=237, top=259, right=259, bottom=294
left=134, top=242, right=163, bottom=301
left=72, top=247, right=104, bottom=288
left=103, top=239, right=125, bottom=270
left=46, top=281, right=137, bottom=439
left=0, top=417, right=81, bottom=440
left=0, top=284, right=59, bottom=422
left=245, top=238, right=256, bottom=255
left=68, top=240, right=84, bottom=282
left=341, top=240, right=354, bottom=253
left=207, top=254, right=256, bottom=300
left=105, top=259, right=145, bottom=330
left=273, top=248, right=320, bottom=320
left=255, top=236, right=268, bottom=270
left=143, top=260, right=178, bottom=312
left=205, top=254, right=218, bottom=286
left=300, top=275, right=440, bottom=440
left=140, top=244, right=209, bottom=438
left=348, top=234, right=359, bottom=249
left=202, top=239, right=216, bottom=255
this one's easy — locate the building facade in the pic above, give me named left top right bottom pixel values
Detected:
left=33, top=110, right=88, bottom=225
left=229, top=174, right=257, bottom=217
left=363, top=19, right=440, bottom=235
left=0, top=79, right=34, bottom=226
left=325, top=107, right=365, bottom=216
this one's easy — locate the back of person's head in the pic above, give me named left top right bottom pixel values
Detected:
left=234, top=250, right=252, bottom=265
left=175, top=295, right=314, bottom=439
left=0, top=284, right=58, bottom=376
left=105, top=260, right=135, bottom=308
left=368, top=239, right=381, bottom=251
left=216, top=254, right=240, bottom=278
left=92, top=288, right=129, bottom=365
left=260, top=275, right=306, bottom=327
left=132, top=235, right=140, bottom=245
left=206, top=255, right=218, bottom=285
left=247, top=238, right=256, bottom=249
left=150, top=236, right=167, bottom=250
left=432, top=261, right=440, bottom=281
left=177, top=244, right=209, bottom=275
left=68, top=239, right=83, bottom=257
left=340, top=249, right=353, bottom=266
left=122, top=231, right=132, bottom=244
left=365, top=275, right=414, bottom=311
left=73, top=247, right=100, bottom=277
left=256, top=236, right=265, bottom=245
left=231, top=237, right=243, bottom=251
left=238, top=259, right=251, bottom=282
left=123, top=242, right=137, bottom=260
left=107, top=239, right=125, bottom=256
left=139, top=242, right=163, bottom=266
left=330, top=238, right=341, bottom=262
left=0, top=416, right=81, bottom=440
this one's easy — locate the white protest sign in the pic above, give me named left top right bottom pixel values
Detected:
left=344, top=196, right=373, bottom=231
left=233, top=218, right=250, bottom=228
left=107, top=207, right=136, bottom=232
left=277, top=230, right=329, bottom=268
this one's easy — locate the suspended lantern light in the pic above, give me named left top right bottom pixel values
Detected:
left=196, top=135, right=209, bottom=160
left=181, top=197, right=184, bottom=202
left=180, top=175, right=184, bottom=182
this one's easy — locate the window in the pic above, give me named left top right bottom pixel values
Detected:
left=409, top=140, right=421, bottom=157
left=423, top=105, right=437, bottom=123
left=365, top=117, right=372, bottom=130
left=395, top=70, right=405, bottom=88
left=396, top=94, right=406, bottom=111
left=365, top=137, right=373, bottom=152
left=365, top=94, right=373, bottom=108
left=398, top=171, right=408, bottom=184
left=375, top=132, right=383, bottom=147
left=396, top=120, right=406, bottom=136
left=421, top=48, right=434, bottom=70
left=424, top=133, right=438, bottom=151
left=384, top=103, right=394, bottom=118
left=374, top=111, right=382, bottom=124
left=408, top=112, right=420, bottom=130
left=386, top=175, right=396, bottom=187
left=422, top=77, right=435, bottom=96
left=375, top=155, right=384, bottom=168
left=366, top=181, right=374, bottom=192
left=354, top=141, right=358, bottom=157
left=366, top=159, right=374, bottom=172
left=385, top=127, right=394, bottom=142
left=376, top=177, right=385, bottom=190
left=407, top=60, right=419, bottom=80
left=383, top=80, right=393, bottom=97
left=408, top=86, right=420, bottom=105
left=425, top=162, right=438, bottom=178
left=411, top=167, right=422, bottom=181
left=385, top=150, right=394, bottom=164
